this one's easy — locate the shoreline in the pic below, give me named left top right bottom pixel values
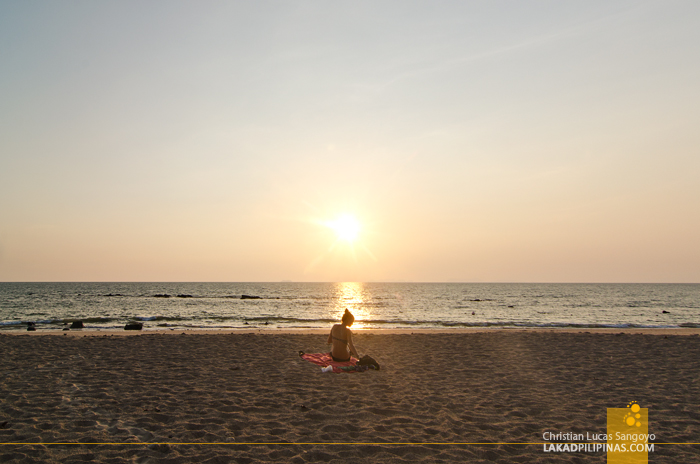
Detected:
left=5, top=326, right=700, bottom=336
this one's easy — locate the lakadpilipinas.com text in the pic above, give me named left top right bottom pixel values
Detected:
left=542, top=432, right=655, bottom=453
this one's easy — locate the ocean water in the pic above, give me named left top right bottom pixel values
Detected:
left=0, top=282, right=698, bottom=332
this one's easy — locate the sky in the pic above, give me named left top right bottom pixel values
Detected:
left=1, top=0, right=699, bottom=283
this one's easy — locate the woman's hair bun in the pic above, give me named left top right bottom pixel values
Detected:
left=342, top=308, right=355, bottom=326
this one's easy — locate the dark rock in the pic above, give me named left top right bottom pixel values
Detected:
left=153, top=294, right=171, bottom=298
left=27, top=327, right=36, bottom=332
left=124, top=323, right=143, bottom=330
left=176, top=294, right=193, bottom=298
left=70, top=321, right=84, bottom=329
left=27, top=321, right=35, bottom=327
left=241, top=294, right=262, bottom=299
left=662, top=310, right=670, bottom=314
left=63, top=328, right=70, bottom=331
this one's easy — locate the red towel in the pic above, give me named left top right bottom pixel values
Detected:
left=300, top=352, right=359, bottom=373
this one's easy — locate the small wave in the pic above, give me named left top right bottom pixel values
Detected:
left=244, top=316, right=337, bottom=324
left=0, top=320, right=24, bottom=326
left=78, top=317, right=115, bottom=323
left=133, top=315, right=195, bottom=322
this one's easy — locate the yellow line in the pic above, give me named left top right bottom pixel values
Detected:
left=0, top=442, right=548, bottom=446
left=1, top=442, right=698, bottom=446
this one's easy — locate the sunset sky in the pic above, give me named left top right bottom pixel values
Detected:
left=1, top=1, right=699, bottom=282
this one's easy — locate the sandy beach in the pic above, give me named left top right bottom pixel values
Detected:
left=2, top=329, right=699, bottom=463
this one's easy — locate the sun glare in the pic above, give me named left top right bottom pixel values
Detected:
left=328, top=214, right=360, bottom=243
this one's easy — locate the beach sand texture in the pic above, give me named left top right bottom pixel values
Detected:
left=1, top=331, right=699, bottom=463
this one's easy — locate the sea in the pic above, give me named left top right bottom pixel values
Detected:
left=0, top=282, right=698, bottom=332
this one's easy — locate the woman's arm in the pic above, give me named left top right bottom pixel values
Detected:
left=347, top=330, right=360, bottom=359
left=327, top=329, right=333, bottom=345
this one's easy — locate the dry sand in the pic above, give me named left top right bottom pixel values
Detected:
left=1, top=329, right=700, bottom=463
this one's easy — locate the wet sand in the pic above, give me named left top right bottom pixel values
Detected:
left=1, top=329, right=699, bottom=463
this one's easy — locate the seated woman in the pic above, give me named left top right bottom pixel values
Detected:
left=327, top=309, right=360, bottom=362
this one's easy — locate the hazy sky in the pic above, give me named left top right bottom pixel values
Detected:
left=1, top=1, right=699, bottom=282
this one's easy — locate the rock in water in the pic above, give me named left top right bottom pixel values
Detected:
left=70, top=321, right=84, bottom=329
left=241, top=294, right=262, bottom=299
left=124, top=322, right=143, bottom=330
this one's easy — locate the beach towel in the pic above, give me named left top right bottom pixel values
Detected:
left=298, top=352, right=363, bottom=373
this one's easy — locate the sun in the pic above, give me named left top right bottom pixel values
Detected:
left=327, top=214, right=360, bottom=243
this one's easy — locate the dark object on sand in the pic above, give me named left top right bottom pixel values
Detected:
left=358, top=355, right=380, bottom=370
left=148, top=444, right=170, bottom=453
left=124, top=322, right=143, bottom=330
left=241, top=294, right=262, bottom=299
left=70, top=321, right=84, bottom=329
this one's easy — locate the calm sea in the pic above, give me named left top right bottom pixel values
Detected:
left=0, top=282, right=698, bottom=332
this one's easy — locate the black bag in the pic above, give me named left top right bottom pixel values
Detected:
left=358, top=355, right=380, bottom=370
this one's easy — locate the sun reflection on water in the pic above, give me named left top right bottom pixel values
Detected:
left=333, top=282, right=371, bottom=329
